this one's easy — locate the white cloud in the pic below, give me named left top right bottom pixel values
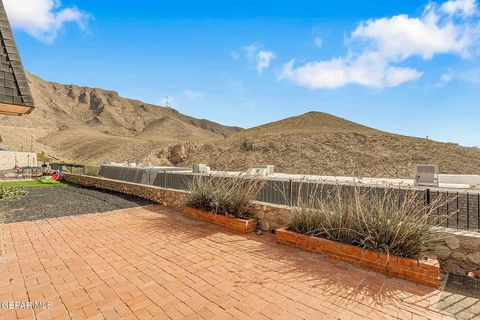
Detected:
left=243, top=43, right=276, bottom=74
left=244, top=43, right=260, bottom=60
left=384, top=67, right=423, bottom=87
left=3, top=0, right=90, bottom=44
left=280, top=55, right=422, bottom=89
left=281, top=0, right=480, bottom=89
left=351, top=14, right=471, bottom=60
left=256, top=50, right=275, bottom=74
left=183, top=90, right=205, bottom=100
left=313, top=37, right=323, bottom=47
left=441, top=0, right=477, bottom=16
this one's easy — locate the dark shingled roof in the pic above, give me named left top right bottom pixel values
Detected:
left=0, top=0, right=34, bottom=112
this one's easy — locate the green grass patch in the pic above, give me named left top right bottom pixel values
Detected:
left=0, top=180, right=68, bottom=188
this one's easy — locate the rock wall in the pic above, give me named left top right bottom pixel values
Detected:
left=433, top=228, right=480, bottom=276
left=63, top=173, right=291, bottom=230
left=250, top=203, right=290, bottom=230
left=63, top=173, right=188, bottom=209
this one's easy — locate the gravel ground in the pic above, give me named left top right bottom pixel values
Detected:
left=0, top=184, right=153, bottom=223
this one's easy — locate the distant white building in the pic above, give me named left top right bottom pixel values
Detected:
left=0, top=151, right=37, bottom=170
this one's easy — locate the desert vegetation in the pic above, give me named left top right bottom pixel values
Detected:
left=185, top=175, right=264, bottom=219
left=289, top=186, right=450, bottom=259
left=0, top=185, right=27, bottom=200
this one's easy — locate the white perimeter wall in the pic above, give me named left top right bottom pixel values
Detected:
left=0, top=151, right=37, bottom=170
left=438, top=174, right=480, bottom=185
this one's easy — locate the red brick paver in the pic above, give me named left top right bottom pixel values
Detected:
left=0, top=205, right=453, bottom=319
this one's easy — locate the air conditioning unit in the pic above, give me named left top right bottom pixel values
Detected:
left=414, top=164, right=439, bottom=187
left=258, top=165, right=275, bottom=175
left=193, top=164, right=211, bottom=174
left=246, top=168, right=267, bottom=177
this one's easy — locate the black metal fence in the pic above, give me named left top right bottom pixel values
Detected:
left=98, top=165, right=480, bottom=231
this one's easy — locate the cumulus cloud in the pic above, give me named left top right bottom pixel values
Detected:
left=281, top=0, right=480, bottom=89
left=441, top=0, right=477, bottom=16
left=280, top=55, right=422, bottom=89
left=243, top=43, right=276, bottom=74
left=3, top=0, right=90, bottom=44
left=183, top=90, right=205, bottom=100
left=256, top=50, right=276, bottom=74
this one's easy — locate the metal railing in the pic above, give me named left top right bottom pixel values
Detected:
left=98, top=165, right=480, bottom=231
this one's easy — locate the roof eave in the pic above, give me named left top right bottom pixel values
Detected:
left=0, top=102, right=34, bottom=116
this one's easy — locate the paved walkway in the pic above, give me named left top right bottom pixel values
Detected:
left=0, top=205, right=460, bottom=319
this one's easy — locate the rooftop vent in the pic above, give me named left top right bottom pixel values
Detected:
left=414, top=164, right=439, bottom=187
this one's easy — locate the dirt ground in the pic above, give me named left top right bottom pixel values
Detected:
left=0, top=184, right=153, bottom=223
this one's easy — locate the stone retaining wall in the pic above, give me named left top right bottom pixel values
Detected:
left=63, top=173, right=290, bottom=230
left=64, top=173, right=188, bottom=209
left=432, top=228, right=480, bottom=276
left=64, top=173, right=480, bottom=276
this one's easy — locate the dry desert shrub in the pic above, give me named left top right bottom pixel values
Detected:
left=185, top=175, right=264, bottom=219
left=289, top=185, right=454, bottom=259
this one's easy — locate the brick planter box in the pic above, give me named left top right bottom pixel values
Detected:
left=276, top=228, right=440, bottom=288
left=181, top=207, right=258, bottom=234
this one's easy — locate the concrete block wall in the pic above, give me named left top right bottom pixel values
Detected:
left=0, top=151, right=37, bottom=170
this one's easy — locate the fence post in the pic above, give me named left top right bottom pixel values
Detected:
left=467, top=193, right=470, bottom=230
left=289, top=179, right=293, bottom=207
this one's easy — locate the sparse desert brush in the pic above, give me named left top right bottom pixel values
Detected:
left=289, top=185, right=453, bottom=259
left=0, top=186, right=27, bottom=200
left=185, top=175, right=264, bottom=219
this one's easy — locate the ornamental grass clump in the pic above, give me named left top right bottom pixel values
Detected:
left=289, top=186, right=451, bottom=259
left=185, top=175, right=264, bottom=219
left=0, top=186, right=27, bottom=200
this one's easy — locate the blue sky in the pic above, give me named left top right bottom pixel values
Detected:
left=5, top=0, right=480, bottom=146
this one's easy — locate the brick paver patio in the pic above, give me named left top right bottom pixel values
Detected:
left=0, top=205, right=457, bottom=319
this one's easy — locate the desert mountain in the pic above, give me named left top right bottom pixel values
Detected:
left=1, top=74, right=479, bottom=178
left=0, top=73, right=241, bottom=164
left=180, top=112, right=480, bottom=178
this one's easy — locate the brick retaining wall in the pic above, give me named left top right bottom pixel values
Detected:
left=276, top=228, right=440, bottom=287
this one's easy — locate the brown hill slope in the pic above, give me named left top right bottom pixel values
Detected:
left=180, top=112, right=480, bottom=178
left=0, top=73, right=241, bottom=164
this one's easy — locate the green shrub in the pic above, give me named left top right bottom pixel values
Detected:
left=185, top=175, right=264, bottom=219
left=0, top=186, right=27, bottom=200
left=289, top=186, right=451, bottom=259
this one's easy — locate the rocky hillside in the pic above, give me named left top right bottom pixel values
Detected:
left=2, top=74, right=479, bottom=178
left=0, top=73, right=241, bottom=164
left=180, top=112, right=480, bottom=178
